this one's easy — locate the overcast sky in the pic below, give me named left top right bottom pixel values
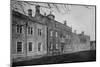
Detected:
left=12, top=1, right=96, bottom=41
left=53, top=5, right=95, bottom=41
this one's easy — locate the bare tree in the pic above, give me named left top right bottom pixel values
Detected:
left=11, top=0, right=71, bottom=15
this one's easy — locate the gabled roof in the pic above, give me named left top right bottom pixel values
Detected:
left=12, top=10, right=46, bottom=25
left=12, top=10, right=72, bottom=31
left=12, top=10, right=28, bottom=20
left=54, top=20, right=72, bottom=32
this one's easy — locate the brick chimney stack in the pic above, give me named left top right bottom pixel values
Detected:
left=28, top=9, right=32, bottom=17
left=35, top=5, right=40, bottom=15
left=64, top=20, right=67, bottom=26
left=81, top=31, right=84, bottom=35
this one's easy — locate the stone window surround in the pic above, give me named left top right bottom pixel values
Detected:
left=28, top=26, right=33, bottom=35
left=28, top=42, right=33, bottom=52
left=16, top=25, right=23, bottom=34
left=38, top=42, right=42, bottom=51
left=16, top=41, right=23, bottom=53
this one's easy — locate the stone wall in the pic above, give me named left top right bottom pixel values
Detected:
left=11, top=10, right=47, bottom=59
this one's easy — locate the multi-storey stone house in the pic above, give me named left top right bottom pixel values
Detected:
left=11, top=5, right=91, bottom=62
left=11, top=6, right=47, bottom=60
left=31, top=5, right=73, bottom=55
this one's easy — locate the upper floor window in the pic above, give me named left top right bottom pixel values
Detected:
left=28, top=27, right=33, bottom=35
left=17, top=42, right=22, bottom=53
left=28, top=42, right=32, bottom=51
left=50, top=31, right=53, bottom=36
left=38, top=29, right=42, bottom=36
left=38, top=42, right=41, bottom=51
left=55, top=32, right=58, bottom=37
left=16, top=25, right=22, bottom=34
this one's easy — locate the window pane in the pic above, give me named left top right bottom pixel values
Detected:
left=28, top=27, right=30, bottom=34
left=50, top=31, right=53, bottom=36
left=50, top=43, right=53, bottom=50
left=17, top=25, right=20, bottom=33
left=31, top=27, right=33, bottom=34
left=28, top=27, right=33, bottom=35
left=20, top=26, right=22, bottom=33
left=38, top=29, right=42, bottom=36
left=38, top=29, right=39, bottom=35
left=56, top=44, right=58, bottom=49
left=16, top=25, right=22, bottom=34
left=38, top=43, right=41, bottom=51
left=29, top=42, right=32, bottom=51
left=56, top=32, right=58, bottom=37
left=40, top=29, right=41, bottom=36
left=17, top=42, right=22, bottom=52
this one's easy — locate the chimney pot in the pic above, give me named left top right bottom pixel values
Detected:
left=47, top=13, right=55, bottom=20
left=28, top=9, right=32, bottom=17
left=64, top=20, right=67, bottom=25
left=81, top=31, right=84, bottom=35
left=35, top=5, right=40, bottom=15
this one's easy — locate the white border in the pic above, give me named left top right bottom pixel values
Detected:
left=0, top=0, right=99, bottom=67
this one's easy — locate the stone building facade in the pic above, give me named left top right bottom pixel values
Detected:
left=46, top=18, right=72, bottom=55
left=71, top=32, right=90, bottom=52
left=11, top=10, right=27, bottom=59
left=11, top=8, right=47, bottom=60
left=11, top=5, right=91, bottom=61
left=33, top=8, right=73, bottom=55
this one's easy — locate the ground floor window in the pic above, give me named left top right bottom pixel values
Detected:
left=56, top=44, right=59, bottom=49
left=50, top=30, right=53, bottom=36
left=17, top=42, right=22, bottom=53
left=28, top=42, right=32, bottom=51
left=50, top=43, right=53, bottom=50
left=38, top=42, right=41, bottom=51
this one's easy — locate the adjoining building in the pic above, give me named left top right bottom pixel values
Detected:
left=71, top=31, right=90, bottom=52
left=90, top=41, right=96, bottom=50
left=46, top=18, right=72, bottom=55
